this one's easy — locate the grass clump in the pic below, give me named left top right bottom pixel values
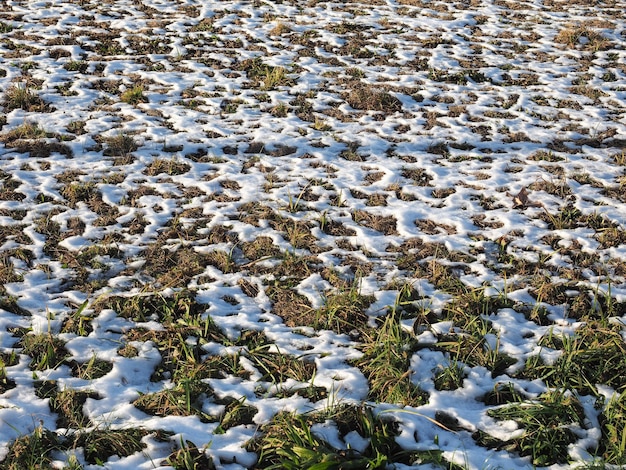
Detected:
left=35, top=381, right=100, bottom=428
left=434, top=361, right=466, bottom=391
left=265, top=285, right=313, bottom=326
left=63, top=60, right=89, bottom=73
left=241, top=236, right=281, bottom=261
left=355, top=310, right=428, bottom=406
left=435, top=333, right=516, bottom=378
left=60, top=300, right=94, bottom=336
left=17, top=333, right=70, bottom=371
left=133, top=384, right=214, bottom=421
left=260, top=66, right=291, bottom=91
left=94, top=290, right=205, bottom=322
left=0, top=254, right=22, bottom=285
left=554, top=25, right=610, bottom=50
left=124, top=326, right=227, bottom=394
left=204, top=249, right=237, bottom=274
left=353, top=210, right=397, bottom=235
left=486, top=390, right=585, bottom=466
left=0, top=172, right=25, bottom=202
left=520, top=321, right=626, bottom=395
left=215, top=397, right=257, bottom=433
left=0, top=352, right=18, bottom=394
left=312, top=283, right=374, bottom=334
left=103, top=132, right=138, bottom=160
left=238, top=58, right=294, bottom=90
left=240, top=338, right=326, bottom=401
left=0, top=122, right=71, bottom=158
left=267, top=277, right=373, bottom=335
left=0, top=425, right=60, bottom=470
left=141, top=245, right=212, bottom=287
left=269, top=21, right=291, bottom=36
left=166, top=438, right=215, bottom=470
left=144, top=158, right=191, bottom=176
left=401, top=167, right=433, bottom=186
left=598, top=391, right=626, bottom=465
left=435, top=288, right=517, bottom=376
left=73, top=428, right=153, bottom=465
left=346, top=84, right=402, bottom=113
left=60, top=181, right=97, bottom=207
left=0, top=122, right=48, bottom=141
left=269, top=101, right=288, bottom=117
left=69, top=355, right=113, bottom=380
left=2, top=84, right=50, bottom=112
left=246, top=347, right=316, bottom=385
left=249, top=404, right=407, bottom=469
left=120, top=85, right=148, bottom=105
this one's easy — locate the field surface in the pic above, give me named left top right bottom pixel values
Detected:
left=1, top=0, right=626, bottom=468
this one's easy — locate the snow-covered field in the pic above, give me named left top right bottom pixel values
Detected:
left=1, top=0, right=625, bottom=468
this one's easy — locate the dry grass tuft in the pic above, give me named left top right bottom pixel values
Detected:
left=346, top=84, right=402, bottom=113
left=554, top=25, right=611, bottom=50
left=2, top=84, right=51, bottom=112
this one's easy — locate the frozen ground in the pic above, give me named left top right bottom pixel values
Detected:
left=0, top=0, right=625, bottom=468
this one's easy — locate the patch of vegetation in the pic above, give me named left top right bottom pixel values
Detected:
left=0, top=351, right=18, bottom=394
left=165, top=438, right=216, bottom=470
left=345, top=84, right=402, bottom=113
left=486, top=390, right=585, bottom=466
left=434, top=360, right=466, bottom=391
left=60, top=181, right=97, bottom=207
left=246, top=346, right=316, bottom=388
left=140, top=244, right=212, bottom=287
left=0, top=21, right=13, bottom=33
left=428, top=68, right=468, bottom=85
left=215, top=397, right=257, bottom=433
left=266, top=284, right=313, bottom=326
left=35, top=380, right=100, bottom=428
left=0, top=122, right=72, bottom=157
left=2, top=84, right=51, bottom=112
left=519, top=321, right=626, bottom=394
left=73, top=428, right=155, bottom=465
left=598, top=391, right=626, bottom=465
left=133, top=383, right=215, bottom=421
left=554, top=25, right=610, bottom=50
left=64, top=60, right=89, bottom=73
left=0, top=122, right=48, bottom=142
left=248, top=404, right=409, bottom=469
left=353, top=210, right=397, bottom=235
left=242, top=236, right=281, bottom=261
left=401, top=167, right=433, bottom=186
left=69, top=355, right=113, bottom=380
left=0, top=426, right=60, bottom=469
left=312, top=283, right=374, bottom=334
left=144, top=158, right=191, bottom=176
left=124, top=320, right=229, bottom=393
left=204, top=249, right=237, bottom=274
left=120, top=86, right=148, bottom=106
left=17, top=333, right=70, bottom=371
left=103, top=133, right=138, bottom=160
left=237, top=58, right=294, bottom=90
left=94, top=289, right=206, bottom=323
left=355, top=310, right=427, bottom=406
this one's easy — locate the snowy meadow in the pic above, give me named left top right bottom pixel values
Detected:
left=1, top=0, right=626, bottom=468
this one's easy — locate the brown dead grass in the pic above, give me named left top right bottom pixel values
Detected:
left=554, top=25, right=611, bottom=50
left=353, top=210, right=398, bottom=235
left=345, top=84, right=403, bottom=113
